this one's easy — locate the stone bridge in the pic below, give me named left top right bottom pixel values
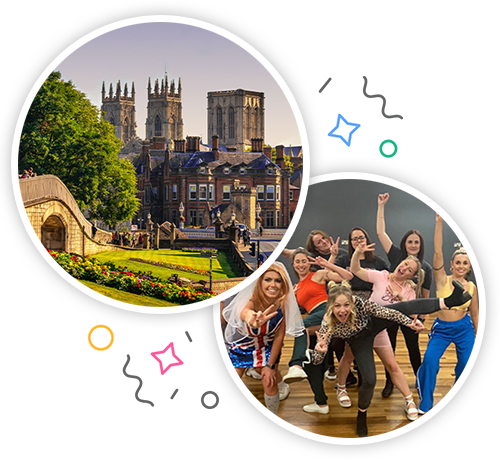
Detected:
left=19, top=175, right=120, bottom=256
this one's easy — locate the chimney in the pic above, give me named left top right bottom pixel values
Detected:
left=151, top=137, right=166, bottom=150
left=186, top=136, right=201, bottom=152
left=263, top=146, right=272, bottom=160
left=142, top=140, right=150, bottom=155
left=275, top=145, right=286, bottom=169
left=212, top=135, right=220, bottom=160
left=164, top=148, right=170, bottom=176
left=251, top=138, right=263, bottom=152
left=174, top=139, right=186, bottom=153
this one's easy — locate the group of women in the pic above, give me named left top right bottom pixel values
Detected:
left=221, top=193, right=479, bottom=437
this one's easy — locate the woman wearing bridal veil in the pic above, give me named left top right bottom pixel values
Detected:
left=223, top=262, right=304, bottom=414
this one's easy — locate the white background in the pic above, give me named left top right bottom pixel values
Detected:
left=2, top=1, right=497, bottom=459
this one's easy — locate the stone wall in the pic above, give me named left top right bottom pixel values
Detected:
left=24, top=199, right=120, bottom=256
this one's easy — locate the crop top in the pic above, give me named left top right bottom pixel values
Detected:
left=436, top=277, right=475, bottom=312
left=294, top=272, right=327, bottom=313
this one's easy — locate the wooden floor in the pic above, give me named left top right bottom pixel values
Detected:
left=240, top=312, right=461, bottom=439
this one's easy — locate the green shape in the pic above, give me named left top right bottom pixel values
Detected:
left=361, top=128, right=403, bottom=164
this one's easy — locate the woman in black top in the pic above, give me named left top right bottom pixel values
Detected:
left=333, top=227, right=390, bottom=394
left=376, top=193, right=433, bottom=396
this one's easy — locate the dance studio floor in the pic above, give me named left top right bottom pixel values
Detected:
left=240, top=312, right=461, bottom=439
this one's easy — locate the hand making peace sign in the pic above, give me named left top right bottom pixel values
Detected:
left=246, top=304, right=278, bottom=329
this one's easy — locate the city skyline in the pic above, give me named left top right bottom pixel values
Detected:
left=55, top=21, right=302, bottom=148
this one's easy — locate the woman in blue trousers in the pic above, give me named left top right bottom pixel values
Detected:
left=416, top=214, right=479, bottom=414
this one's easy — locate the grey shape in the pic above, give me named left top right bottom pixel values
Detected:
left=174, top=326, right=203, bottom=356
left=88, top=336, right=228, bottom=409
left=305, top=76, right=403, bottom=133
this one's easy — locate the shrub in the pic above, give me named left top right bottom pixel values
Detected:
left=48, top=250, right=214, bottom=305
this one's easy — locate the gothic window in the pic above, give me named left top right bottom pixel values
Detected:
left=245, top=107, right=250, bottom=140
left=254, top=110, right=258, bottom=137
left=228, top=106, right=235, bottom=139
left=124, top=117, right=129, bottom=140
left=154, top=115, right=162, bottom=136
left=216, top=107, right=223, bottom=138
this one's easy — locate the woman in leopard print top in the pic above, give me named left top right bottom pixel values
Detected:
left=308, top=279, right=471, bottom=437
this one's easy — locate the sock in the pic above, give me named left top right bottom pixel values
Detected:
left=264, top=393, right=280, bottom=414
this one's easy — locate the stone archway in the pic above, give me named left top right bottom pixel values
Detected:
left=41, top=215, right=66, bottom=251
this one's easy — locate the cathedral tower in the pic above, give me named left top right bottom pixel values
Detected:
left=207, top=89, right=265, bottom=152
left=145, top=74, right=184, bottom=150
left=101, top=81, right=137, bottom=144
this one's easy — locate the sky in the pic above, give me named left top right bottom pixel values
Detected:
left=55, top=21, right=301, bottom=147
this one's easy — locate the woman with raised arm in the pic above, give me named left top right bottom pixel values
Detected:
left=281, top=230, right=346, bottom=380
left=223, top=262, right=305, bottom=414
left=348, top=241, right=425, bottom=421
left=416, top=214, right=479, bottom=414
left=332, top=227, right=390, bottom=389
left=311, top=279, right=471, bottom=437
left=282, top=248, right=353, bottom=384
left=376, top=192, right=433, bottom=396
left=282, top=230, right=344, bottom=263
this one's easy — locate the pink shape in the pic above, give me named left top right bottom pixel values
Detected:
left=139, top=329, right=206, bottom=389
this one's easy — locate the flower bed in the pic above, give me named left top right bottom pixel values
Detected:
left=48, top=250, right=214, bottom=305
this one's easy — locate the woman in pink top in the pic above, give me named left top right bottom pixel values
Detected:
left=347, top=241, right=425, bottom=421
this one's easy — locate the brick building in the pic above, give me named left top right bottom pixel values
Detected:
left=135, top=136, right=298, bottom=229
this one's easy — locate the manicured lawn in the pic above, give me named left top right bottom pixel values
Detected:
left=80, top=280, right=178, bottom=307
left=92, top=249, right=237, bottom=281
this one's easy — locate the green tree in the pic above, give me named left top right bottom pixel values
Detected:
left=19, top=71, right=139, bottom=225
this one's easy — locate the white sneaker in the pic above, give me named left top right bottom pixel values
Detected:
left=278, top=382, right=290, bottom=401
left=324, top=369, right=337, bottom=381
left=283, top=366, right=308, bottom=383
left=245, top=368, right=262, bottom=380
left=303, top=403, right=329, bottom=414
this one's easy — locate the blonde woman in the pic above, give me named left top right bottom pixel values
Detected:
left=310, top=279, right=471, bottom=437
left=283, top=248, right=352, bottom=383
left=347, top=241, right=425, bottom=420
left=416, top=214, right=479, bottom=414
left=223, top=262, right=304, bottom=414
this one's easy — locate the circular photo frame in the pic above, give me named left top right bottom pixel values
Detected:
left=205, top=159, right=498, bottom=459
left=2, top=2, right=324, bottom=328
